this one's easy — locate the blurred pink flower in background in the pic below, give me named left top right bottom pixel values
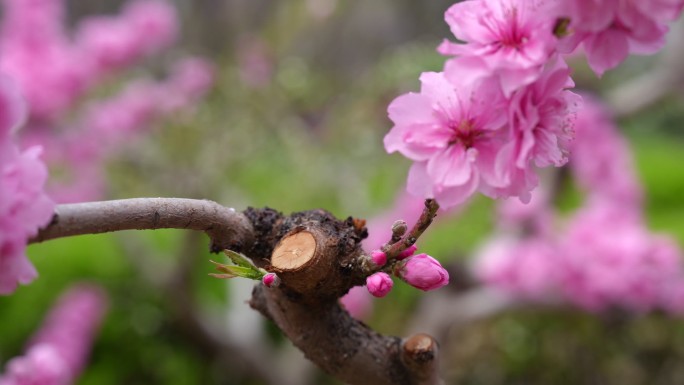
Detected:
left=0, top=0, right=215, bottom=203
left=0, top=75, right=54, bottom=295
left=559, top=203, right=682, bottom=312
left=474, top=236, right=560, bottom=302
left=237, top=37, right=274, bottom=89
left=570, top=94, right=643, bottom=207
left=555, top=0, right=684, bottom=75
left=0, top=284, right=109, bottom=384
left=475, top=201, right=684, bottom=313
left=75, top=0, right=178, bottom=76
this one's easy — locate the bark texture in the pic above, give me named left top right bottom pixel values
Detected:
left=244, top=206, right=441, bottom=384
left=31, top=198, right=255, bottom=252
left=31, top=199, right=442, bottom=385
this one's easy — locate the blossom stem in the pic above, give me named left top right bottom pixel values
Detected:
left=383, top=199, right=440, bottom=260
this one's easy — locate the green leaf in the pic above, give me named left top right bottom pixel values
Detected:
left=223, top=250, right=255, bottom=269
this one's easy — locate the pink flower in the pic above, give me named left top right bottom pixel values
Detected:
left=556, top=0, right=684, bottom=75
left=497, top=188, right=553, bottom=236
left=397, top=244, right=418, bottom=260
left=0, top=344, right=70, bottom=385
left=569, top=94, right=642, bottom=207
left=158, top=57, right=215, bottom=113
left=483, top=59, right=581, bottom=201
left=0, top=76, right=54, bottom=295
left=75, top=0, right=178, bottom=75
left=0, top=284, right=108, bottom=384
left=473, top=236, right=560, bottom=301
left=439, top=0, right=559, bottom=95
left=366, top=272, right=393, bottom=298
left=370, top=250, right=387, bottom=267
left=384, top=71, right=508, bottom=208
left=396, top=254, right=449, bottom=291
left=475, top=197, right=684, bottom=314
left=559, top=203, right=682, bottom=312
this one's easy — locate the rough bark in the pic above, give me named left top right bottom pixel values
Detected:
left=30, top=199, right=442, bottom=385
left=244, top=206, right=441, bottom=384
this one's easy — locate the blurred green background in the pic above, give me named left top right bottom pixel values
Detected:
left=4, top=1, right=684, bottom=384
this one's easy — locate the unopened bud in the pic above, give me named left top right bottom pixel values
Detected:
left=396, top=254, right=449, bottom=291
left=370, top=250, right=387, bottom=267
left=391, top=220, right=408, bottom=236
left=262, top=273, right=281, bottom=288
left=366, top=272, right=393, bottom=298
left=397, top=244, right=418, bottom=260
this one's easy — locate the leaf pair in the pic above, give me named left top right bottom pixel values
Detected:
left=209, top=250, right=266, bottom=280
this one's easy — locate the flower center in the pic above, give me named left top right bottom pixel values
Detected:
left=497, top=8, right=527, bottom=50
left=448, top=120, right=481, bottom=148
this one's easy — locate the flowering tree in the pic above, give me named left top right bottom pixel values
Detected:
left=3, top=1, right=684, bottom=384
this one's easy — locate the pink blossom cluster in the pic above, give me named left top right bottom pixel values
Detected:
left=476, top=201, right=684, bottom=313
left=0, top=0, right=177, bottom=121
left=364, top=246, right=449, bottom=298
left=25, top=58, right=215, bottom=203
left=0, top=0, right=215, bottom=203
left=0, top=284, right=108, bottom=385
left=0, top=75, right=54, bottom=295
left=473, top=98, right=684, bottom=313
left=569, top=94, right=642, bottom=207
left=555, top=0, right=684, bottom=75
left=341, top=192, right=463, bottom=317
left=385, top=0, right=683, bottom=209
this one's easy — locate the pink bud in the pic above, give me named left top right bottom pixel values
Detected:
left=397, top=254, right=449, bottom=291
left=262, top=273, right=280, bottom=288
left=366, top=272, right=393, bottom=298
left=370, top=250, right=387, bottom=267
left=397, top=244, right=418, bottom=260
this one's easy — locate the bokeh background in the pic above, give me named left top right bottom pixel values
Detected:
left=3, top=1, right=684, bottom=384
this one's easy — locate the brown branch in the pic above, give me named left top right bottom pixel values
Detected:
left=30, top=200, right=443, bottom=384
left=30, top=198, right=255, bottom=252
left=244, top=207, right=442, bottom=385
left=250, top=285, right=440, bottom=385
left=383, top=199, right=440, bottom=259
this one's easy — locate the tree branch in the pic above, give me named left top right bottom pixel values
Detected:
left=30, top=198, right=255, bottom=252
left=250, top=284, right=440, bottom=385
left=244, top=207, right=442, bottom=385
left=383, top=199, right=440, bottom=260
left=30, top=201, right=443, bottom=384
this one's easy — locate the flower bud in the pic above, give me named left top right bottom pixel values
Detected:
left=391, top=220, right=408, bottom=236
left=370, top=250, right=387, bottom=267
left=262, top=273, right=281, bottom=288
left=397, top=254, right=449, bottom=291
left=397, top=244, right=418, bottom=260
left=366, top=272, right=393, bottom=298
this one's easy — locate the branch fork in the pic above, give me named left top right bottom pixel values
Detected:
left=31, top=198, right=443, bottom=385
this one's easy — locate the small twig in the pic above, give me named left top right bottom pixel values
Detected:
left=383, top=199, right=440, bottom=259
left=401, top=334, right=444, bottom=385
left=30, top=198, right=255, bottom=252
